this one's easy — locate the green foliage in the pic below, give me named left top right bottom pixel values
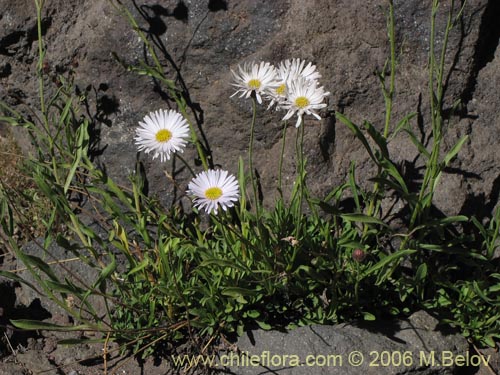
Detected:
left=334, top=0, right=499, bottom=348
left=0, top=0, right=498, bottom=362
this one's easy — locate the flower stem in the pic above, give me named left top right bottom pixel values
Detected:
left=249, top=96, right=260, bottom=218
left=409, top=0, right=455, bottom=230
left=294, top=121, right=305, bottom=238
left=383, top=0, right=396, bottom=139
left=362, top=0, right=396, bottom=239
left=111, top=1, right=209, bottom=170
left=278, top=121, right=288, bottom=198
left=175, top=153, right=196, bottom=178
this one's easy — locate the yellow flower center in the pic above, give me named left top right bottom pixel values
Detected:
left=295, top=96, right=310, bottom=108
left=276, top=83, right=286, bottom=96
left=205, top=187, right=223, bottom=201
left=248, top=79, right=261, bottom=90
left=155, top=129, right=172, bottom=143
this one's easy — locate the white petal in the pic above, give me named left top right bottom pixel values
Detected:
left=295, top=116, right=302, bottom=128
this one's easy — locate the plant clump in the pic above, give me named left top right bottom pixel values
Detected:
left=0, top=0, right=499, bottom=368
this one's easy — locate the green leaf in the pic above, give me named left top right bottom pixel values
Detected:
left=199, top=259, right=247, bottom=272
left=221, top=287, right=256, bottom=298
left=63, top=120, right=89, bottom=194
left=364, top=120, right=388, bottom=158
left=402, top=128, right=431, bottom=159
left=432, top=170, right=443, bottom=192
left=363, top=249, right=416, bottom=277
left=473, top=281, right=495, bottom=304
left=390, top=112, right=417, bottom=140
left=432, top=215, right=469, bottom=225
left=255, top=320, right=272, bottom=330
left=57, top=338, right=106, bottom=345
left=0, top=196, right=14, bottom=236
left=348, top=162, right=361, bottom=211
left=17, top=252, right=59, bottom=282
left=238, top=156, right=248, bottom=218
left=323, top=182, right=348, bottom=204
left=483, top=335, right=497, bottom=348
left=45, top=280, right=85, bottom=295
left=102, top=175, right=134, bottom=212
left=56, top=94, right=73, bottom=128
left=419, top=243, right=445, bottom=252
left=379, top=159, right=409, bottom=194
left=443, top=135, right=468, bottom=167
left=94, top=253, right=117, bottom=290
left=363, top=312, right=376, bottom=321
left=336, top=112, right=377, bottom=164
left=317, top=200, right=340, bottom=215
left=126, top=258, right=149, bottom=277
left=337, top=239, right=365, bottom=249
left=11, top=320, right=96, bottom=331
left=237, top=324, right=244, bottom=337
left=341, top=213, right=388, bottom=227
left=0, top=270, right=44, bottom=295
left=245, top=310, right=260, bottom=319
left=415, top=263, right=427, bottom=281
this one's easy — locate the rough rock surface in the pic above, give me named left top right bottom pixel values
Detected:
left=228, top=311, right=471, bottom=375
left=2, top=0, right=500, bottom=374
left=14, top=239, right=107, bottom=323
left=1, top=0, right=499, bottom=213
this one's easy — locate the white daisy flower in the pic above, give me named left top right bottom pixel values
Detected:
left=230, top=61, right=279, bottom=104
left=268, top=59, right=322, bottom=110
left=281, top=77, right=330, bottom=127
left=187, top=169, right=240, bottom=214
left=282, top=58, right=322, bottom=83
left=266, top=62, right=290, bottom=110
left=135, top=109, right=190, bottom=162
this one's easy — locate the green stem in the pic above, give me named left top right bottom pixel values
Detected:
left=362, top=0, right=396, bottom=239
left=175, top=153, right=196, bottom=178
left=427, top=0, right=454, bottom=191
left=409, top=0, right=455, bottom=230
left=249, top=96, right=260, bottom=217
left=35, top=0, right=47, bottom=129
left=35, top=0, right=62, bottom=185
left=294, top=121, right=305, bottom=238
left=210, top=214, right=258, bottom=274
left=177, top=105, right=209, bottom=171
left=278, top=121, right=288, bottom=198
left=167, top=247, right=194, bottom=343
left=383, top=0, right=396, bottom=139
left=111, top=0, right=209, bottom=170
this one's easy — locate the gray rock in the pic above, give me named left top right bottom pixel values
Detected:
left=16, top=238, right=110, bottom=324
left=1, top=0, right=497, bottom=217
left=225, top=311, right=470, bottom=374
left=15, top=350, right=59, bottom=375
left=454, top=27, right=500, bottom=221
left=2, top=2, right=500, bottom=372
left=0, top=362, right=27, bottom=375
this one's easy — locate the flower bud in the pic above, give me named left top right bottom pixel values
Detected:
left=352, top=248, right=366, bottom=262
